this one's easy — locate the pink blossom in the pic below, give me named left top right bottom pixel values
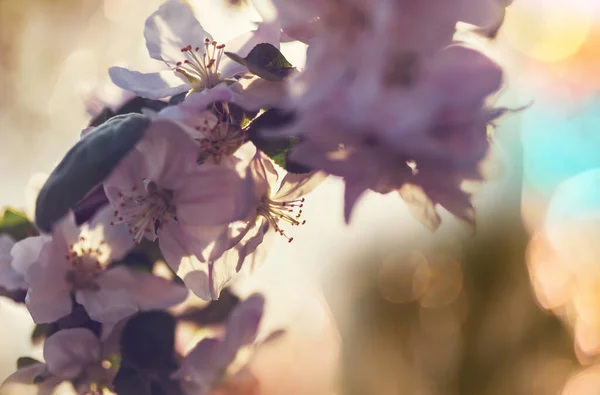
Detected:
left=109, top=0, right=281, bottom=99
left=1, top=328, right=117, bottom=395
left=172, top=150, right=325, bottom=300
left=274, top=5, right=504, bottom=228
left=173, top=293, right=277, bottom=395
left=104, top=119, right=250, bottom=300
left=15, top=207, right=187, bottom=324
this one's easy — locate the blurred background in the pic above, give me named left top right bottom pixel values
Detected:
left=2, top=0, right=600, bottom=394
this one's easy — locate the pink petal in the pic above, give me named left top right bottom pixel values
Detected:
left=172, top=337, right=224, bottom=386
left=88, top=206, right=134, bottom=262
left=144, top=0, right=212, bottom=67
left=174, top=166, right=245, bottom=227
left=76, top=284, right=139, bottom=324
left=0, top=363, right=62, bottom=394
left=43, top=328, right=101, bottom=380
left=430, top=45, right=503, bottom=108
left=100, top=266, right=188, bottom=311
left=109, top=67, right=189, bottom=99
left=222, top=293, right=265, bottom=365
left=25, top=257, right=73, bottom=324
left=136, top=120, right=199, bottom=189
left=230, top=74, right=290, bottom=112
left=274, top=171, right=327, bottom=201
left=158, top=221, right=212, bottom=300
left=9, top=235, right=47, bottom=276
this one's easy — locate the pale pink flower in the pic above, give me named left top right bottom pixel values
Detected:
left=173, top=293, right=276, bottom=395
left=109, top=0, right=281, bottom=99
left=172, top=150, right=325, bottom=300
left=1, top=328, right=117, bottom=395
left=14, top=207, right=187, bottom=324
left=0, top=234, right=28, bottom=291
left=103, top=119, right=250, bottom=300
left=276, top=5, right=504, bottom=228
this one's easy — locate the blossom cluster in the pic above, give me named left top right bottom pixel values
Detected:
left=0, top=0, right=510, bottom=393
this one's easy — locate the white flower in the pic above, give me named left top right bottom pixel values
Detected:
left=109, top=0, right=281, bottom=99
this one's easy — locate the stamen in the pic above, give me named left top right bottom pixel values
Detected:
left=110, top=181, right=176, bottom=243
left=257, top=197, right=307, bottom=243
left=174, top=38, right=226, bottom=89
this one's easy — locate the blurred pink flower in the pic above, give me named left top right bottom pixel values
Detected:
left=173, top=293, right=275, bottom=395
left=109, top=0, right=280, bottom=99
left=1, top=328, right=116, bottom=395
left=14, top=207, right=187, bottom=324
left=275, top=6, right=504, bottom=228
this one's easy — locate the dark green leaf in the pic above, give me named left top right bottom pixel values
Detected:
left=120, top=311, right=177, bottom=373
left=113, top=366, right=152, bottom=395
left=225, top=43, right=295, bottom=81
left=33, top=375, right=47, bottom=384
left=31, top=324, right=53, bottom=345
left=178, top=288, right=240, bottom=325
left=0, top=208, right=37, bottom=240
left=35, top=114, right=150, bottom=232
left=90, top=97, right=169, bottom=128
left=17, top=357, right=42, bottom=370
left=111, top=251, right=155, bottom=273
left=246, top=109, right=310, bottom=173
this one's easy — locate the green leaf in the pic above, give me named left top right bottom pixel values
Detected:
left=0, top=208, right=37, bottom=240
left=35, top=114, right=150, bottom=233
left=120, top=311, right=177, bottom=373
left=225, top=43, right=295, bottom=81
left=246, top=109, right=311, bottom=173
left=113, top=366, right=152, bottom=395
left=16, top=356, right=42, bottom=370
left=31, top=323, right=53, bottom=345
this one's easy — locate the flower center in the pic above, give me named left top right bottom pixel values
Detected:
left=111, top=181, right=177, bottom=243
left=64, top=236, right=107, bottom=290
left=175, top=38, right=226, bottom=90
left=257, top=196, right=306, bottom=243
left=196, top=121, right=246, bottom=164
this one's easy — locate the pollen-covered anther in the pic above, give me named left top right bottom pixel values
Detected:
left=258, top=197, right=307, bottom=243
left=110, top=181, right=177, bottom=243
left=174, top=38, right=226, bottom=89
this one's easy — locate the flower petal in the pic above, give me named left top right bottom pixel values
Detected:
left=144, top=0, right=212, bottom=66
left=274, top=171, right=327, bottom=201
left=43, top=328, right=101, bottom=380
left=159, top=221, right=213, bottom=300
left=174, top=165, right=245, bottom=227
left=109, top=67, right=189, bottom=99
left=430, top=45, right=503, bottom=108
left=172, top=337, right=224, bottom=388
left=9, top=235, right=47, bottom=276
left=100, top=266, right=188, bottom=311
left=230, top=74, right=290, bottom=112
left=135, top=120, right=199, bottom=189
left=223, top=294, right=264, bottom=363
left=76, top=284, right=139, bottom=324
left=0, top=363, right=61, bottom=394
left=88, top=206, right=134, bottom=262
left=25, top=256, right=73, bottom=324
